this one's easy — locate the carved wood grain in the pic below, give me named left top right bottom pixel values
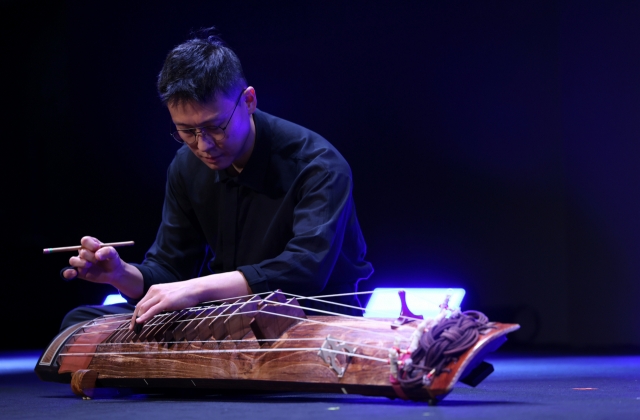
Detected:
left=71, top=369, right=98, bottom=398
left=42, top=307, right=518, bottom=403
left=425, top=323, right=520, bottom=399
left=58, top=317, right=124, bottom=374
left=80, top=317, right=410, bottom=388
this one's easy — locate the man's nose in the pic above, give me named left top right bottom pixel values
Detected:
left=196, top=131, right=217, bottom=150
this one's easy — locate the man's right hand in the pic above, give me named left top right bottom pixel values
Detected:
left=64, top=236, right=125, bottom=284
left=63, top=236, right=144, bottom=299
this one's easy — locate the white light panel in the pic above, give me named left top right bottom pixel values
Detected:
left=103, top=294, right=127, bottom=305
left=363, top=288, right=465, bottom=319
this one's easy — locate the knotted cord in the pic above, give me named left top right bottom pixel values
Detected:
left=397, top=310, right=496, bottom=389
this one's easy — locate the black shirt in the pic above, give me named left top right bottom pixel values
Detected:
left=130, top=109, right=373, bottom=313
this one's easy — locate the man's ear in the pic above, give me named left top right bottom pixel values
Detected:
left=244, top=86, right=257, bottom=113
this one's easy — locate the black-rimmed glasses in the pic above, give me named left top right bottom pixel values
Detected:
left=170, top=88, right=247, bottom=145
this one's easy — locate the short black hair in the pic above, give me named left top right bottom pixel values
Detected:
left=157, top=27, right=247, bottom=106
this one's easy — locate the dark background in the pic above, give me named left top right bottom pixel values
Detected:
left=2, top=0, right=638, bottom=351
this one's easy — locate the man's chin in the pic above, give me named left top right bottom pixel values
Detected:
left=200, top=157, right=229, bottom=170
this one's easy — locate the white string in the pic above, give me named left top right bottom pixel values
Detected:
left=76, top=298, right=253, bottom=330
left=60, top=337, right=392, bottom=351
left=196, top=291, right=279, bottom=306
left=73, top=297, right=414, bottom=340
left=58, top=347, right=388, bottom=363
left=295, top=290, right=375, bottom=300
left=161, top=290, right=371, bottom=322
left=75, top=289, right=330, bottom=330
left=145, top=294, right=405, bottom=331
left=56, top=291, right=425, bottom=369
left=73, top=308, right=409, bottom=340
left=196, top=290, right=375, bottom=308
left=81, top=289, right=386, bottom=330
left=54, top=290, right=446, bottom=373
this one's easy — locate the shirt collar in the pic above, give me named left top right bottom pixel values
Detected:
left=218, top=109, right=270, bottom=193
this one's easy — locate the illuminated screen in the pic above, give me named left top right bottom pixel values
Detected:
left=103, top=294, right=127, bottom=305
left=363, top=288, right=465, bottom=319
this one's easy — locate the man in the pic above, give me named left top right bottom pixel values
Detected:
left=60, top=28, right=373, bottom=331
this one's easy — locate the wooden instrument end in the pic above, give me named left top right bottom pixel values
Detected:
left=71, top=369, right=98, bottom=399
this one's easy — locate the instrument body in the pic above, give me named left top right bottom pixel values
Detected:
left=35, top=295, right=518, bottom=403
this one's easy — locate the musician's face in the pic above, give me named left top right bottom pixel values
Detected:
left=168, top=87, right=257, bottom=172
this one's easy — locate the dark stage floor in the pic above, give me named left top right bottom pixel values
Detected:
left=1, top=350, right=638, bottom=419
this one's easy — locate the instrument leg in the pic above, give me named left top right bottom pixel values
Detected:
left=460, top=361, right=495, bottom=387
left=71, top=369, right=98, bottom=399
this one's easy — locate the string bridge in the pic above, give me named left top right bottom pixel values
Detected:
left=391, top=290, right=424, bottom=329
left=318, top=335, right=357, bottom=378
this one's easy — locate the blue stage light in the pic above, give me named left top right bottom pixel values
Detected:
left=0, top=351, right=42, bottom=375
left=103, top=294, right=127, bottom=305
left=363, top=288, right=465, bottom=319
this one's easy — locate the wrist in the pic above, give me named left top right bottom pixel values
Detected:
left=190, top=277, right=212, bottom=303
left=194, top=271, right=251, bottom=302
left=111, top=262, right=144, bottom=299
